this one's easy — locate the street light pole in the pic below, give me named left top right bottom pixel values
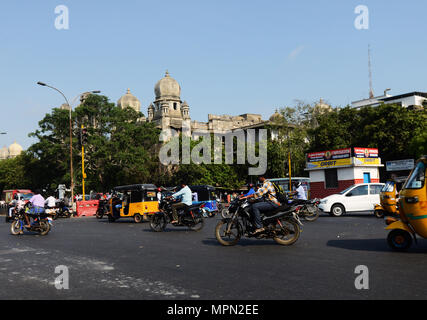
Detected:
left=37, top=82, right=101, bottom=207
left=37, top=82, right=75, bottom=206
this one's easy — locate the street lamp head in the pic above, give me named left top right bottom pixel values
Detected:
left=37, top=81, right=47, bottom=86
left=92, top=90, right=101, bottom=94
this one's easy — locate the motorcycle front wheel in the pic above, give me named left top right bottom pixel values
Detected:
left=10, top=220, right=22, bottom=235
left=150, top=215, right=167, bottom=232
left=95, top=210, right=104, bottom=219
left=273, top=218, right=300, bottom=246
left=215, top=220, right=241, bottom=246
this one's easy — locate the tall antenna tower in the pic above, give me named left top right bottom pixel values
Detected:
left=368, top=44, right=374, bottom=99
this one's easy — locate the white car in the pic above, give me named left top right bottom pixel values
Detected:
left=319, top=183, right=385, bottom=217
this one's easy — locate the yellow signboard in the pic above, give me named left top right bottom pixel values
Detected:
left=353, top=157, right=381, bottom=166
left=306, top=158, right=353, bottom=169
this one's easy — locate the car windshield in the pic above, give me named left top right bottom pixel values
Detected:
left=339, top=185, right=356, bottom=195
left=381, top=182, right=394, bottom=193
left=404, top=161, right=426, bottom=189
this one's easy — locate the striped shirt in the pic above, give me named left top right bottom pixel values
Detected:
left=254, top=180, right=281, bottom=206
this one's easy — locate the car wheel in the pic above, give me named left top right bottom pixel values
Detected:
left=330, top=204, right=345, bottom=217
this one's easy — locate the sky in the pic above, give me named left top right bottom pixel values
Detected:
left=1, top=0, right=427, bottom=149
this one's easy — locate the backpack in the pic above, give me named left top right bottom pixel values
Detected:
left=271, top=182, right=288, bottom=205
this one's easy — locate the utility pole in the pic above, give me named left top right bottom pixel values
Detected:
left=368, top=44, right=374, bottom=99
left=80, top=125, right=87, bottom=198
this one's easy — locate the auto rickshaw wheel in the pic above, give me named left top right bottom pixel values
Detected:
left=387, top=229, right=413, bottom=252
left=134, top=213, right=143, bottom=223
left=374, top=209, right=385, bottom=219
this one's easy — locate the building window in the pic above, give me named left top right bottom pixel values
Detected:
left=173, top=103, right=177, bottom=110
left=325, top=169, right=338, bottom=189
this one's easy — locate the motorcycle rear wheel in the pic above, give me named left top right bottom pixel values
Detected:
left=273, top=219, right=300, bottom=246
left=39, top=221, right=50, bottom=236
left=304, top=205, right=320, bottom=222
left=215, top=220, right=241, bottom=246
left=189, top=215, right=204, bottom=232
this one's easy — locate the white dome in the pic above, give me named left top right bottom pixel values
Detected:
left=154, top=71, right=181, bottom=99
left=8, top=141, right=23, bottom=157
left=117, top=89, right=141, bottom=113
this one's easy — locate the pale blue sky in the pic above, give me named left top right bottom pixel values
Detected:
left=1, top=0, right=426, bottom=148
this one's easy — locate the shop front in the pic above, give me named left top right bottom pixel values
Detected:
left=306, top=148, right=383, bottom=199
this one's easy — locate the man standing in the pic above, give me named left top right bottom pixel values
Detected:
left=241, top=176, right=281, bottom=235
left=170, top=183, right=192, bottom=224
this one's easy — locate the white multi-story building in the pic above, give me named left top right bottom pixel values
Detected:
left=351, top=90, right=427, bottom=109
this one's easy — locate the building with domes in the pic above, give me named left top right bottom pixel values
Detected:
left=117, top=88, right=142, bottom=113
left=143, top=70, right=279, bottom=140
left=0, top=142, right=23, bottom=160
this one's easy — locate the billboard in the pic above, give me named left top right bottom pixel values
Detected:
left=306, top=158, right=353, bottom=169
left=353, top=148, right=379, bottom=158
left=386, top=159, right=415, bottom=172
left=307, top=148, right=352, bottom=162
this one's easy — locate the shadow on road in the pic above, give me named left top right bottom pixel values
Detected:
left=327, top=238, right=427, bottom=254
left=202, top=237, right=280, bottom=247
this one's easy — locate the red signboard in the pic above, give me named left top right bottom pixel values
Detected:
left=353, top=148, right=379, bottom=158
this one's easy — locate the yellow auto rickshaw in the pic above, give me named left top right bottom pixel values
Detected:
left=108, top=184, right=159, bottom=223
left=374, top=180, right=401, bottom=218
left=385, top=156, right=427, bottom=251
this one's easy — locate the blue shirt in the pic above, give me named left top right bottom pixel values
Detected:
left=172, top=186, right=193, bottom=206
left=244, top=188, right=255, bottom=197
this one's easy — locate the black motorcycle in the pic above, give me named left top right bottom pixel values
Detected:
left=50, top=200, right=72, bottom=220
left=215, top=198, right=303, bottom=246
left=150, top=198, right=204, bottom=232
left=289, top=198, right=321, bottom=222
left=96, top=199, right=109, bottom=219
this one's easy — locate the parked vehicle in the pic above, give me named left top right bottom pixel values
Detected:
left=149, top=197, right=204, bottom=232
left=10, top=206, right=52, bottom=236
left=385, top=156, right=427, bottom=251
left=318, top=183, right=385, bottom=217
left=215, top=198, right=303, bottom=246
left=107, top=184, right=159, bottom=223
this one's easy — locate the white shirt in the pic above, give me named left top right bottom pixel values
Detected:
left=296, top=186, right=307, bottom=200
left=45, top=196, right=57, bottom=207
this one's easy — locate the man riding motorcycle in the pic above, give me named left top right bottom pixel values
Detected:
left=169, top=183, right=192, bottom=224
left=8, top=194, right=25, bottom=221
left=290, top=182, right=307, bottom=201
left=24, top=190, right=45, bottom=228
left=240, top=175, right=281, bottom=235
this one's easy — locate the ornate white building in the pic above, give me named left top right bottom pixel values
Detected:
left=0, top=142, right=23, bottom=160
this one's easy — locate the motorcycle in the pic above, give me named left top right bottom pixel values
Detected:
left=96, top=199, right=109, bottom=219
left=49, top=200, right=72, bottom=220
left=10, top=207, right=52, bottom=236
left=289, top=198, right=321, bottom=222
left=215, top=198, right=303, bottom=246
left=150, top=197, right=204, bottom=232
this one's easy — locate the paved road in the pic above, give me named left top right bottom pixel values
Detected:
left=1, top=213, right=427, bottom=300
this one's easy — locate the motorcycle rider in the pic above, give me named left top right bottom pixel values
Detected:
left=240, top=175, right=281, bottom=235
left=45, top=194, right=57, bottom=216
left=169, top=183, right=192, bottom=224
left=290, top=182, right=307, bottom=202
left=8, top=194, right=25, bottom=220
left=24, top=190, right=45, bottom=228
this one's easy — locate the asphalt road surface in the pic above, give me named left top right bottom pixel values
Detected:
left=1, top=213, right=427, bottom=300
